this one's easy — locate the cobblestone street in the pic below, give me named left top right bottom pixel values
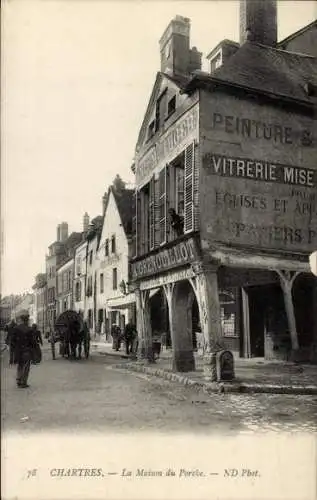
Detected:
left=2, top=346, right=317, bottom=435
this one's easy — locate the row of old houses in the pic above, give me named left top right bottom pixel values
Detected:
left=32, top=184, right=136, bottom=339
left=31, top=1, right=316, bottom=371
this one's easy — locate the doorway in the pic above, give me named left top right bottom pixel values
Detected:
left=246, top=284, right=288, bottom=358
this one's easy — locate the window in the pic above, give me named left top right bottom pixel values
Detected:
left=210, top=49, right=222, bottom=73
left=75, top=281, right=81, bottom=302
left=155, top=89, right=167, bottom=132
left=100, top=273, right=104, bottom=294
left=112, top=268, right=118, bottom=290
left=111, top=235, right=116, bottom=253
left=147, top=120, right=155, bottom=140
left=76, top=257, right=81, bottom=275
left=184, top=142, right=195, bottom=233
left=219, top=289, right=239, bottom=337
left=167, top=96, right=176, bottom=117
left=149, top=177, right=155, bottom=250
left=159, top=166, right=169, bottom=244
left=105, top=239, right=109, bottom=257
left=89, top=250, right=93, bottom=265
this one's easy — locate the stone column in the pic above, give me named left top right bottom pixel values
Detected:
left=275, top=270, right=300, bottom=354
left=164, top=282, right=195, bottom=372
left=193, top=262, right=234, bottom=382
left=135, top=288, right=154, bottom=363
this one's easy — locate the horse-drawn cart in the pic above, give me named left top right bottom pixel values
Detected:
left=51, top=310, right=90, bottom=360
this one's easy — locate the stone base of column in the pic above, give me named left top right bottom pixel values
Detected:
left=203, top=350, right=235, bottom=382
left=172, top=351, right=195, bottom=372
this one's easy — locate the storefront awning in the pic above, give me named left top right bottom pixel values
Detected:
left=107, top=293, right=135, bottom=309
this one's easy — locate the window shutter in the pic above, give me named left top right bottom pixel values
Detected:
left=159, top=166, right=168, bottom=245
left=193, top=144, right=200, bottom=231
left=135, top=190, right=141, bottom=256
left=149, top=176, right=155, bottom=250
left=184, top=142, right=195, bottom=233
left=154, top=177, right=160, bottom=248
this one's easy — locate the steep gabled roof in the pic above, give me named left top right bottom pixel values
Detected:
left=112, top=187, right=135, bottom=236
left=278, top=19, right=317, bottom=48
left=136, top=71, right=191, bottom=151
left=183, top=41, right=317, bottom=108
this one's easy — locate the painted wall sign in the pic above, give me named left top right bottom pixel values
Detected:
left=201, top=153, right=317, bottom=253
left=209, top=112, right=313, bottom=147
left=203, top=153, right=316, bottom=188
left=131, top=237, right=199, bottom=280
left=136, top=106, right=198, bottom=186
left=140, top=267, right=195, bottom=290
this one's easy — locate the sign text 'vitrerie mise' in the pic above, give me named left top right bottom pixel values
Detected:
left=203, top=153, right=316, bottom=188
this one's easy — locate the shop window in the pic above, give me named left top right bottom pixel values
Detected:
left=112, top=268, right=118, bottom=290
left=219, top=289, right=239, bottom=337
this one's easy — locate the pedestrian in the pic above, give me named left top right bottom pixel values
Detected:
left=31, top=323, right=43, bottom=346
left=5, top=320, right=16, bottom=365
left=31, top=323, right=43, bottom=365
left=11, top=310, right=37, bottom=388
left=124, top=322, right=137, bottom=355
left=111, top=324, right=121, bottom=351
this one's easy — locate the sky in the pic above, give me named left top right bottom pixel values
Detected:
left=1, top=0, right=316, bottom=296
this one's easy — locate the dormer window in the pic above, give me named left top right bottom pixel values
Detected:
left=210, top=49, right=222, bottom=73
left=167, top=96, right=176, bottom=117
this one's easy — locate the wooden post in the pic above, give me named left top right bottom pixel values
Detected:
left=241, top=288, right=251, bottom=358
left=275, top=270, right=301, bottom=352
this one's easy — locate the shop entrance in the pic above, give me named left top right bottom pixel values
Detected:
left=246, top=284, right=288, bottom=358
left=171, top=279, right=200, bottom=371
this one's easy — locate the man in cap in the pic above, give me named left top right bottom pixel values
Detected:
left=11, top=310, right=37, bottom=388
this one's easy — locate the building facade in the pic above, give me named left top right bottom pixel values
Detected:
left=73, top=239, right=88, bottom=317
left=45, top=223, right=83, bottom=331
left=84, top=217, right=103, bottom=335
left=96, top=187, right=136, bottom=337
left=32, top=273, right=47, bottom=333
left=45, top=223, right=69, bottom=331
left=56, top=257, right=74, bottom=315
left=130, top=6, right=317, bottom=372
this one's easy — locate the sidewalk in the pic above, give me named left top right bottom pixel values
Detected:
left=91, top=341, right=317, bottom=395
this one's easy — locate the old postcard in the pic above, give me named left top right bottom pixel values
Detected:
left=1, top=1, right=317, bottom=499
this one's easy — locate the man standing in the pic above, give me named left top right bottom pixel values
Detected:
left=111, top=324, right=121, bottom=351
left=11, top=310, right=36, bottom=388
left=124, top=322, right=137, bottom=356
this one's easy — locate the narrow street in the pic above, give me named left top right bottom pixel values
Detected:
left=2, top=346, right=317, bottom=434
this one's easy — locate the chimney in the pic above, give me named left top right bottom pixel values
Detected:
left=102, top=193, right=108, bottom=213
left=59, top=222, right=68, bottom=242
left=188, top=46, right=202, bottom=73
left=159, top=16, right=195, bottom=77
left=240, top=0, right=277, bottom=47
left=57, top=224, right=61, bottom=242
left=83, top=212, right=90, bottom=233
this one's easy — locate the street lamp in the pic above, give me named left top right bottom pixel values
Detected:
left=309, top=251, right=317, bottom=277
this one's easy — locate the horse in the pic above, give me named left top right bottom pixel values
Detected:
left=61, top=321, right=90, bottom=360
